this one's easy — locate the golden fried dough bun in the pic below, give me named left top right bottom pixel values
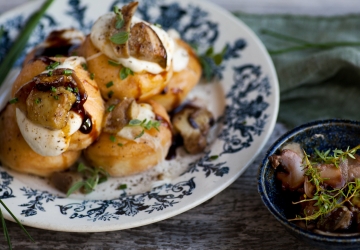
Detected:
left=12, top=56, right=105, bottom=156
left=81, top=35, right=172, bottom=101
left=0, top=104, right=81, bottom=177
left=79, top=2, right=176, bottom=101
left=84, top=99, right=172, bottom=177
left=23, top=28, right=85, bottom=65
left=151, top=39, right=202, bottom=112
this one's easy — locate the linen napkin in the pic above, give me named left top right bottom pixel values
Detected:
left=234, top=13, right=360, bottom=128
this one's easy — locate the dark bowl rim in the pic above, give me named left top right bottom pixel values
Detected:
left=258, top=118, right=360, bottom=243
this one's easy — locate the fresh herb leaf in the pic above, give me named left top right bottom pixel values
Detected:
left=118, top=143, right=123, bottom=147
left=35, top=98, right=41, bottom=104
left=106, top=81, right=114, bottom=88
left=134, top=129, right=145, bottom=139
left=108, top=60, right=121, bottom=66
left=107, top=105, right=115, bottom=112
left=9, top=98, right=18, bottom=104
left=50, top=86, right=57, bottom=92
left=110, top=31, right=129, bottom=45
left=116, top=19, right=124, bottom=29
left=113, top=6, right=121, bottom=15
left=209, top=155, right=219, bottom=161
left=118, top=184, right=127, bottom=190
left=113, top=6, right=124, bottom=29
left=110, top=135, right=116, bottom=142
left=128, top=119, right=161, bottom=132
left=129, top=119, right=142, bottom=126
left=78, top=162, right=86, bottom=172
left=67, top=163, right=109, bottom=196
left=66, top=181, right=84, bottom=197
left=81, top=63, right=88, bottom=70
left=46, top=61, right=60, bottom=70
left=63, top=69, right=72, bottom=76
left=53, top=95, right=59, bottom=100
left=119, top=67, right=134, bottom=80
left=73, top=87, right=79, bottom=93
left=66, top=86, right=73, bottom=92
left=197, top=45, right=227, bottom=81
left=47, top=70, right=53, bottom=76
left=90, top=72, right=95, bottom=80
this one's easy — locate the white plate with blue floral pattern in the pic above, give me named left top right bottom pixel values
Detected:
left=0, top=0, right=279, bottom=232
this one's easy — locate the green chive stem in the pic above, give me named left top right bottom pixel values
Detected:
left=0, top=0, right=54, bottom=87
left=0, top=208, right=11, bottom=249
left=0, top=199, right=34, bottom=242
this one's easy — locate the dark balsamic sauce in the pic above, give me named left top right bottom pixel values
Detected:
left=15, top=62, right=93, bottom=134
left=32, top=29, right=82, bottom=58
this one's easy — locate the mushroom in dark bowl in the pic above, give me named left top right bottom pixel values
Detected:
left=258, top=119, right=360, bottom=250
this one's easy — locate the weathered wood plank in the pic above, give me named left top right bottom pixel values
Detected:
left=1, top=124, right=320, bottom=250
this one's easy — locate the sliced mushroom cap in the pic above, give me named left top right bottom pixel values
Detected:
left=317, top=206, right=353, bottom=232
left=317, top=163, right=346, bottom=189
left=172, top=106, right=214, bottom=154
left=129, top=22, right=167, bottom=68
left=103, top=98, right=134, bottom=133
left=109, top=1, right=167, bottom=68
left=269, top=149, right=305, bottom=190
left=50, top=171, right=83, bottom=194
left=15, top=68, right=87, bottom=130
left=26, top=86, right=76, bottom=130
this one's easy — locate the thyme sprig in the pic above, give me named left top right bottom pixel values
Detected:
left=291, top=178, right=360, bottom=222
left=313, top=145, right=360, bottom=167
left=66, top=163, right=109, bottom=196
left=129, top=119, right=161, bottom=131
left=128, top=119, right=161, bottom=139
left=290, top=146, right=360, bottom=222
left=197, top=46, right=227, bottom=81
left=261, top=28, right=360, bottom=55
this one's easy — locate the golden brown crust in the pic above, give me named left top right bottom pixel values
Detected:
left=84, top=100, right=172, bottom=177
left=80, top=36, right=173, bottom=101
left=11, top=56, right=105, bottom=151
left=0, top=104, right=81, bottom=177
left=151, top=39, right=202, bottom=112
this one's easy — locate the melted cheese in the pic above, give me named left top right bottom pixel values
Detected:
left=16, top=108, right=82, bottom=157
left=90, top=13, right=175, bottom=74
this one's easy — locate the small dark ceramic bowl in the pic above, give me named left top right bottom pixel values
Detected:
left=258, top=119, right=360, bottom=250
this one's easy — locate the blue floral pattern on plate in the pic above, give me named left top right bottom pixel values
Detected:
left=0, top=0, right=278, bottom=231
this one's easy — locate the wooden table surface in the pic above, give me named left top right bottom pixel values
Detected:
left=1, top=1, right=359, bottom=249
